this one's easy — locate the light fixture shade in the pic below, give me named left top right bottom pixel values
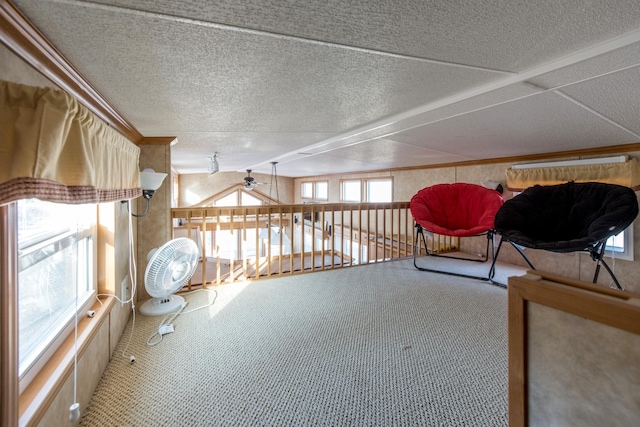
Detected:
left=140, top=168, right=167, bottom=191
left=208, top=153, right=219, bottom=175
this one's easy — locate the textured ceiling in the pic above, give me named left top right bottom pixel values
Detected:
left=11, top=0, right=640, bottom=176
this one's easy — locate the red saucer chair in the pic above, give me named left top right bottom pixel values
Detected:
left=410, top=183, right=504, bottom=280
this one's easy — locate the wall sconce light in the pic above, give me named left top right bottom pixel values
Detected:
left=122, top=168, right=167, bottom=217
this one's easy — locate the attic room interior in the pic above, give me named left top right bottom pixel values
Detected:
left=2, top=0, right=640, bottom=426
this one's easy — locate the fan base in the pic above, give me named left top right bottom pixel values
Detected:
left=139, top=295, right=186, bottom=316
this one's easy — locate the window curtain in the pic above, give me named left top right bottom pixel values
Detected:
left=505, top=158, right=640, bottom=192
left=0, top=80, right=141, bottom=205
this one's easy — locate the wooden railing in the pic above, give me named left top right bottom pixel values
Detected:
left=171, top=202, right=457, bottom=287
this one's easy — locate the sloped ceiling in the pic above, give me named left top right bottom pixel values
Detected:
left=11, top=0, right=640, bottom=176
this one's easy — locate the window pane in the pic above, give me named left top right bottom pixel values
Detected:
left=241, top=191, right=263, bottom=206
left=215, top=193, right=238, bottom=206
left=17, top=200, right=95, bottom=377
left=315, top=182, right=328, bottom=200
left=342, top=180, right=361, bottom=202
left=367, top=180, right=392, bottom=202
left=301, top=182, right=313, bottom=198
left=606, top=230, right=625, bottom=252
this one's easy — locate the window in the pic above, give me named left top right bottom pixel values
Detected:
left=341, top=178, right=393, bottom=202
left=605, top=224, right=634, bottom=261
left=241, top=191, right=263, bottom=206
left=341, top=180, right=361, bottom=202
left=17, top=199, right=96, bottom=390
left=301, top=182, right=313, bottom=199
left=214, top=190, right=263, bottom=206
left=315, top=182, right=328, bottom=201
left=366, top=179, right=393, bottom=202
left=301, top=181, right=328, bottom=201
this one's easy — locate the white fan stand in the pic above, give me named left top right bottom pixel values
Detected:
left=140, top=238, right=199, bottom=316
left=139, top=294, right=186, bottom=316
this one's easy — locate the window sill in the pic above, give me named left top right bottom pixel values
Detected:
left=18, top=296, right=115, bottom=426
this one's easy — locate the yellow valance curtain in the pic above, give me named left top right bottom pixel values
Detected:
left=0, top=80, right=141, bottom=205
left=505, top=158, right=640, bottom=192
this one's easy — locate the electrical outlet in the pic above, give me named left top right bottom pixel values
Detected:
left=121, top=277, right=129, bottom=306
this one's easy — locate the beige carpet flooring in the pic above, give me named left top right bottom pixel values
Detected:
left=80, top=258, right=526, bottom=426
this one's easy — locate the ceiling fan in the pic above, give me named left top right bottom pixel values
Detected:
left=243, top=170, right=268, bottom=190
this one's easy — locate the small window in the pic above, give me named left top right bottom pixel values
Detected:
left=605, top=224, right=634, bottom=261
left=315, top=181, right=328, bottom=200
left=341, top=180, right=361, bottom=202
left=366, top=179, right=392, bottom=202
left=301, top=182, right=313, bottom=199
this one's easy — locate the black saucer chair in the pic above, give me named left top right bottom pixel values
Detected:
left=410, top=183, right=505, bottom=280
left=489, top=181, right=639, bottom=289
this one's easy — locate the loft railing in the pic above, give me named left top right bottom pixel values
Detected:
left=171, top=202, right=457, bottom=288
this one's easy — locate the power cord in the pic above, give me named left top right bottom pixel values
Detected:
left=146, top=289, right=218, bottom=346
left=94, top=204, right=139, bottom=362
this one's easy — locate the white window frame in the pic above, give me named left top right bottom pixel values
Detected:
left=604, top=223, right=634, bottom=261
left=341, top=178, right=393, bottom=202
left=301, top=182, right=314, bottom=199
left=314, top=181, right=328, bottom=201
left=340, top=179, right=362, bottom=202
left=17, top=200, right=97, bottom=393
left=365, top=178, right=393, bottom=203
left=301, top=181, right=328, bottom=201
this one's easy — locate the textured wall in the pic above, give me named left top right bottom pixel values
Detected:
left=0, top=43, right=58, bottom=88
left=137, top=145, right=172, bottom=302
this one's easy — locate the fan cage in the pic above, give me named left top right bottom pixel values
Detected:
left=145, top=238, right=199, bottom=298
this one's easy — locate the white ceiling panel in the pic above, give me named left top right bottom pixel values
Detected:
left=272, top=83, right=544, bottom=160
left=272, top=154, right=372, bottom=177
left=68, top=0, right=640, bottom=72
left=12, top=0, right=502, bottom=134
left=312, top=138, right=471, bottom=171
left=555, top=67, right=640, bottom=136
left=395, top=92, right=638, bottom=158
left=171, top=132, right=336, bottom=175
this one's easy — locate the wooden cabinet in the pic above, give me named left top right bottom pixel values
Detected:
left=508, top=271, right=640, bottom=426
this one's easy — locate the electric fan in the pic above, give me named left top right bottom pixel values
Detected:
left=139, top=237, right=199, bottom=316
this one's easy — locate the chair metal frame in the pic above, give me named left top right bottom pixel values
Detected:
left=413, top=223, right=496, bottom=281
left=489, top=236, right=624, bottom=289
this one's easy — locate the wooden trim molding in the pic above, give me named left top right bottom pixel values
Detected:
left=138, top=137, right=178, bottom=146
left=1, top=203, right=19, bottom=427
left=0, top=0, right=143, bottom=143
